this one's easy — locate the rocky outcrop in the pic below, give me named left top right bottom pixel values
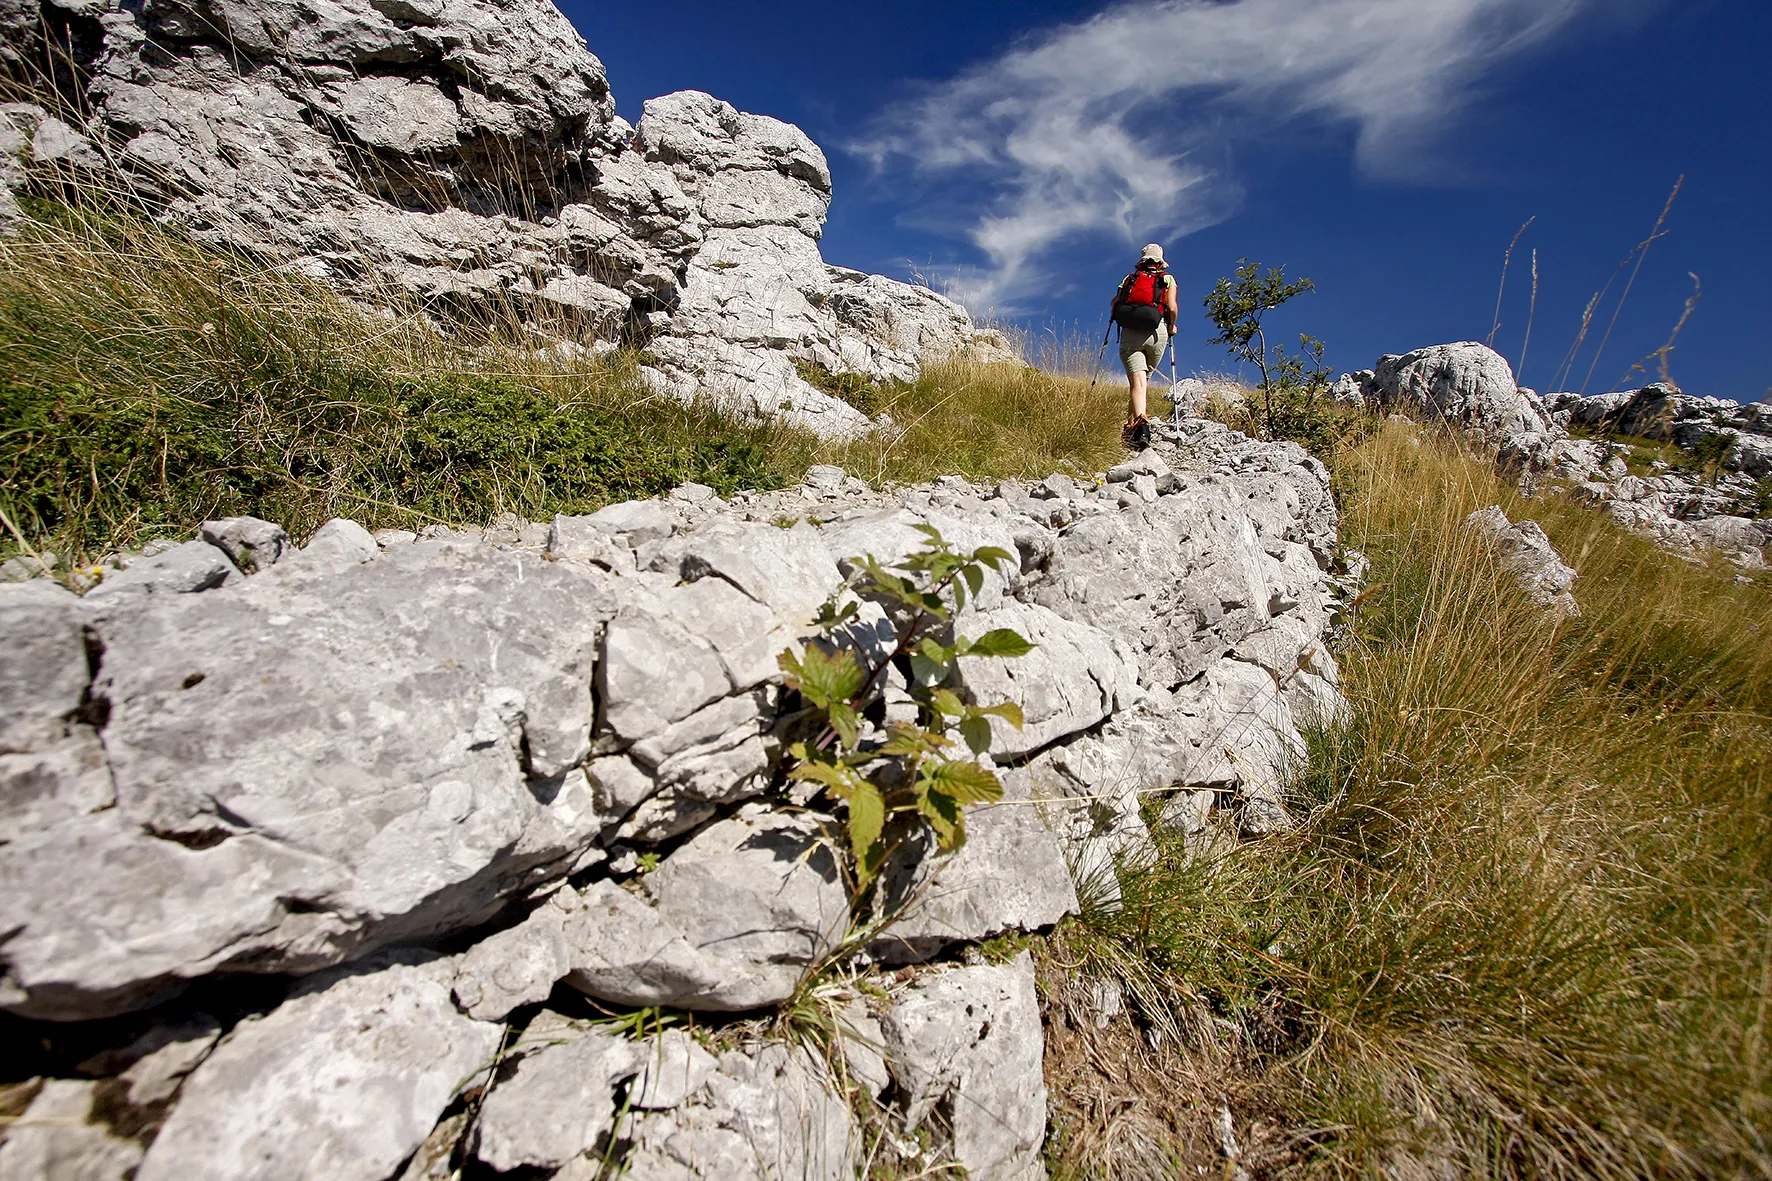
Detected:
left=0, top=0, right=1009, bottom=435
left=1466, top=506, right=1579, bottom=619
left=0, top=415, right=1347, bottom=1178
left=1336, top=342, right=1770, bottom=569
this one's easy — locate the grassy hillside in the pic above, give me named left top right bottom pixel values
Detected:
left=1043, top=421, right=1772, bottom=1179
left=0, top=201, right=1130, bottom=565
left=5, top=196, right=1767, bottom=1179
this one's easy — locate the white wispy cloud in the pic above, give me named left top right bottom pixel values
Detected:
left=856, top=0, right=1625, bottom=313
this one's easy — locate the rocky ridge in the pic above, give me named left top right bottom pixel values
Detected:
left=1329, top=342, right=1772, bottom=568
left=0, top=416, right=1348, bottom=1179
left=0, top=0, right=1011, bottom=436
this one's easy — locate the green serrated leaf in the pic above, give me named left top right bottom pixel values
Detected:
left=962, top=628, right=1036, bottom=659
left=908, top=651, right=949, bottom=688
left=847, top=780, right=885, bottom=859
left=973, top=545, right=1016, bottom=571
left=780, top=643, right=867, bottom=708
left=924, top=758, right=1004, bottom=807
left=976, top=701, right=1025, bottom=729
left=918, top=788, right=961, bottom=844
left=961, top=564, right=984, bottom=598
left=931, top=688, right=966, bottom=717
left=959, top=715, right=993, bottom=755
left=829, top=701, right=861, bottom=749
left=893, top=725, right=952, bottom=757
left=952, top=577, right=967, bottom=613
left=789, top=759, right=860, bottom=797
left=911, top=522, right=944, bottom=541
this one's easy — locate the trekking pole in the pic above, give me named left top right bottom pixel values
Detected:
left=1085, top=318, right=1112, bottom=394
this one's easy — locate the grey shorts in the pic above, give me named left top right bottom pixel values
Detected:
left=1119, top=324, right=1168, bottom=375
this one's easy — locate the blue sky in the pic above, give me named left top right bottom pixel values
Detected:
left=564, top=0, right=1770, bottom=403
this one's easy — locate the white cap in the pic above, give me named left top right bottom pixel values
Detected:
left=1139, top=243, right=1165, bottom=264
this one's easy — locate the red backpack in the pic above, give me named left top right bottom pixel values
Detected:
left=1112, top=266, right=1169, bottom=333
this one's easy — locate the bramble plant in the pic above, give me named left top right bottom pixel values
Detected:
left=777, top=524, right=1034, bottom=894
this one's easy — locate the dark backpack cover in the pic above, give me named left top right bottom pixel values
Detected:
left=1112, top=267, right=1168, bottom=334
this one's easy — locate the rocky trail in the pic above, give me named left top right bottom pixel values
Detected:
left=2, top=0, right=1769, bottom=1173
left=2, top=418, right=1346, bottom=1180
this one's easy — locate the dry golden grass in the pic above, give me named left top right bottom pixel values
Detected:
left=810, top=355, right=1146, bottom=488
left=1044, top=420, right=1772, bottom=1179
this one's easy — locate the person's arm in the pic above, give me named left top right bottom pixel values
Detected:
left=1164, top=277, right=1179, bottom=333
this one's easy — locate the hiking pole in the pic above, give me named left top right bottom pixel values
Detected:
left=1085, top=317, right=1112, bottom=394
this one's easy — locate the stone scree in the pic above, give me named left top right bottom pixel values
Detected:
left=0, top=421, right=1347, bottom=1180
left=0, top=0, right=1012, bottom=438
left=1330, top=341, right=1772, bottom=569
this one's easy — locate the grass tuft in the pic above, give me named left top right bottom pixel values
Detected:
left=1044, top=420, right=1772, bottom=1179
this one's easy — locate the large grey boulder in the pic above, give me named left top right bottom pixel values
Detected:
left=0, top=537, right=618, bottom=1019
left=135, top=958, right=503, bottom=1181
left=881, top=952, right=1048, bottom=1181
left=1370, top=342, right=1551, bottom=442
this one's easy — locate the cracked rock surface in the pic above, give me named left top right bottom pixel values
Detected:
left=0, top=413, right=1350, bottom=1177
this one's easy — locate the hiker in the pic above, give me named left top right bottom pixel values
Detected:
left=1110, top=243, right=1178, bottom=448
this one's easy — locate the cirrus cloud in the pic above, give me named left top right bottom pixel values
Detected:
left=855, top=0, right=1639, bottom=313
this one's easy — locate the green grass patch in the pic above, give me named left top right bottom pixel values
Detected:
left=0, top=200, right=811, bottom=559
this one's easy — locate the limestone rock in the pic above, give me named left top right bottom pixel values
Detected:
left=0, top=1079, right=145, bottom=1181
left=450, top=888, right=578, bottom=1021
left=563, top=811, right=847, bottom=1011
left=84, top=539, right=235, bottom=599
left=0, top=540, right=616, bottom=1019
left=629, top=1030, right=719, bottom=1110
left=1370, top=342, right=1550, bottom=441
left=475, top=1023, right=639, bottom=1171
left=1466, top=506, right=1579, bottom=618
left=135, top=958, right=504, bottom=1181
left=198, top=517, right=289, bottom=573
left=872, top=768, right=1079, bottom=964
left=8, top=0, right=1003, bottom=438
left=881, top=952, right=1048, bottom=1181
left=619, top=1041, right=857, bottom=1181
left=954, top=599, right=1138, bottom=756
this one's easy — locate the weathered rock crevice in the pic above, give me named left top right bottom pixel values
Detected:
left=0, top=415, right=1349, bottom=1178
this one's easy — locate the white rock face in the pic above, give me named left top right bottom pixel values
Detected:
left=134, top=958, right=504, bottom=1181
left=1369, top=342, right=1551, bottom=442
left=0, top=415, right=1352, bottom=1179
left=1466, top=506, right=1580, bottom=619
left=882, top=952, right=1048, bottom=1181
left=0, top=1079, right=145, bottom=1180
left=2, top=0, right=1009, bottom=436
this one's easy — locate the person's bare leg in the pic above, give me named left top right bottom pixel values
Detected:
left=1127, top=369, right=1148, bottom=426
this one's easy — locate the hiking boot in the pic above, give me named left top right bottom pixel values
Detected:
left=1130, top=416, right=1153, bottom=451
